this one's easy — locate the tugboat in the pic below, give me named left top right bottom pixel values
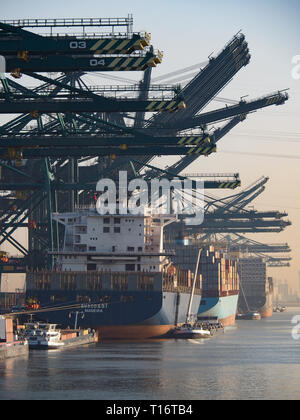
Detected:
left=171, top=322, right=211, bottom=339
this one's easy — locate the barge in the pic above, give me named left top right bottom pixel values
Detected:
left=23, top=322, right=97, bottom=349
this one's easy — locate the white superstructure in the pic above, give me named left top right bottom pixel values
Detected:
left=51, top=208, right=177, bottom=273
left=25, top=323, right=64, bottom=349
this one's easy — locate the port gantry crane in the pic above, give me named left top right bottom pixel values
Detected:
left=0, top=22, right=288, bottom=163
left=161, top=176, right=291, bottom=235
left=0, top=17, right=291, bottom=273
left=219, top=235, right=292, bottom=268
left=163, top=176, right=292, bottom=268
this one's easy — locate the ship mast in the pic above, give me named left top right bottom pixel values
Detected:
left=186, top=248, right=202, bottom=323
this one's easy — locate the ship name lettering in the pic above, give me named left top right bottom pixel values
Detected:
left=81, top=303, right=109, bottom=309
left=85, top=309, right=103, bottom=313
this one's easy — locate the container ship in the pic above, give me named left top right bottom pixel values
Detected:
left=237, top=257, right=273, bottom=318
left=167, top=244, right=240, bottom=327
left=24, top=207, right=202, bottom=339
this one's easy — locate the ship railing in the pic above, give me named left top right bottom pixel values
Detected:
left=162, top=283, right=201, bottom=295
left=182, top=172, right=239, bottom=181
left=31, top=31, right=148, bottom=39
left=74, top=204, right=96, bottom=211
left=0, top=17, right=134, bottom=28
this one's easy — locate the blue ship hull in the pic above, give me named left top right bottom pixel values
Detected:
left=198, top=294, right=239, bottom=326
left=25, top=289, right=201, bottom=339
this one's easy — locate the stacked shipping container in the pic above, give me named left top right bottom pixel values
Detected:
left=168, top=244, right=240, bottom=326
left=237, top=257, right=273, bottom=317
left=200, top=247, right=239, bottom=298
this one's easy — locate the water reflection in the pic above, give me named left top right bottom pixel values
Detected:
left=0, top=309, right=300, bottom=400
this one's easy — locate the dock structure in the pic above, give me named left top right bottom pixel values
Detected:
left=0, top=316, right=28, bottom=360
left=0, top=15, right=291, bottom=307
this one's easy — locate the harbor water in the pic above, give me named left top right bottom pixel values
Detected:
left=0, top=307, right=299, bottom=400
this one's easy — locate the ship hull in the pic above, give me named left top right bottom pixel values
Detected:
left=24, top=289, right=201, bottom=340
left=260, top=290, right=273, bottom=318
left=239, top=293, right=273, bottom=319
left=260, top=307, right=273, bottom=318
left=197, top=294, right=239, bottom=327
left=96, top=290, right=202, bottom=339
left=260, top=299, right=273, bottom=318
left=238, top=259, right=273, bottom=319
left=96, top=325, right=173, bottom=340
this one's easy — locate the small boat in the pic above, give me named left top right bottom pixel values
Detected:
left=250, top=312, right=261, bottom=320
left=172, top=323, right=211, bottom=339
left=236, top=312, right=261, bottom=320
left=273, top=306, right=287, bottom=313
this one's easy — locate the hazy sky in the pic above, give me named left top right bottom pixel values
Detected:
left=1, top=0, right=300, bottom=290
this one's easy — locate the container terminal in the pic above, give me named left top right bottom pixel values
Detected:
left=0, top=16, right=292, bottom=353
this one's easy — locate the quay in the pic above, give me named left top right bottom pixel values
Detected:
left=0, top=316, right=28, bottom=360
